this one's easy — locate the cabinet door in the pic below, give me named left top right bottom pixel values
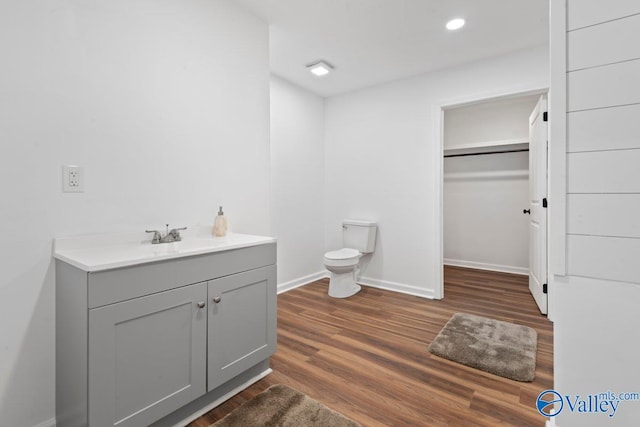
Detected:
left=89, top=283, right=207, bottom=427
left=208, top=265, right=276, bottom=391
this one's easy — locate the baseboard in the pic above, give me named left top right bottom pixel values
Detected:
left=35, top=370, right=272, bottom=427
left=33, top=418, right=56, bottom=427
left=443, top=258, right=528, bottom=276
left=277, top=271, right=328, bottom=294
left=172, top=368, right=272, bottom=427
left=359, top=276, right=435, bottom=299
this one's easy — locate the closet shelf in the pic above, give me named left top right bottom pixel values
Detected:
left=444, top=170, right=528, bottom=181
left=443, top=139, right=528, bottom=157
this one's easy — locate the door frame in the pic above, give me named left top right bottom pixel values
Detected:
left=434, top=86, right=549, bottom=301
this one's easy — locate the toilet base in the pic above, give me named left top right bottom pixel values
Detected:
left=328, top=270, right=362, bottom=298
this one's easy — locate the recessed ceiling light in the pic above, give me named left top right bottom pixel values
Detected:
left=307, top=61, right=334, bottom=77
left=446, top=18, right=465, bottom=31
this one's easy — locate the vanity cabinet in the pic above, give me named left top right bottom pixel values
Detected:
left=56, top=240, right=276, bottom=427
left=208, top=266, right=276, bottom=391
left=88, top=283, right=208, bottom=427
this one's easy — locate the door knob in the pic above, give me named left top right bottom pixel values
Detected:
left=196, top=301, right=206, bottom=309
left=213, top=296, right=222, bottom=304
left=523, top=209, right=531, bottom=215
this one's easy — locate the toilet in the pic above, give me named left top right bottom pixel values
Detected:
left=324, top=220, right=377, bottom=298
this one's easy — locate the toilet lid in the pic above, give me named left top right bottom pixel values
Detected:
left=325, top=248, right=360, bottom=260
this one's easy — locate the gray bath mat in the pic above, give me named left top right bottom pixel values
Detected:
left=211, top=384, right=361, bottom=426
left=428, top=312, right=537, bottom=382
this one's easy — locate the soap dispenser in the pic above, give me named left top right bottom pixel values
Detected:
left=213, top=206, right=228, bottom=237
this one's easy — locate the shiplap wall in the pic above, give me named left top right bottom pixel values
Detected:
left=566, top=2, right=640, bottom=283
left=554, top=2, right=640, bottom=426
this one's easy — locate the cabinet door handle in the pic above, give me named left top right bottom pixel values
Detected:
left=213, top=296, right=222, bottom=304
left=196, top=301, right=206, bottom=309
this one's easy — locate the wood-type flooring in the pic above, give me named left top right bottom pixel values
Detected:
left=189, top=266, right=553, bottom=427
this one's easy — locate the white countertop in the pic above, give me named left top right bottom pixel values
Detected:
left=54, top=227, right=276, bottom=272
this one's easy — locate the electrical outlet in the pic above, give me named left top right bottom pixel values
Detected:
left=63, top=165, right=84, bottom=193
left=69, top=170, right=79, bottom=187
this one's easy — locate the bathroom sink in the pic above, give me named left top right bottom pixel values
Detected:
left=54, top=229, right=276, bottom=272
left=137, top=239, right=218, bottom=257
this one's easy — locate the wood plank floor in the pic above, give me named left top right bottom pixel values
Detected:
left=189, top=266, right=553, bottom=426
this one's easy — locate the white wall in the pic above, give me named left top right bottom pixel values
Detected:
left=324, top=45, right=549, bottom=298
left=444, top=151, right=529, bottom=274
left=553, top=1, right=640, bottom=426
left=443, top=96, right=538, bottom=274
left=0, top=1, right=269, bottom=426
left=270, top=76, right=326, bottom=291
left=444, top=95, right=539, bottom=149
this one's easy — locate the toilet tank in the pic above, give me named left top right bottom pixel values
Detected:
left=342, top=220, right=377, bottom=253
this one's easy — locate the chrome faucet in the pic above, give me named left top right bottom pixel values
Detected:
left=145, top=224, right=187, bottom=244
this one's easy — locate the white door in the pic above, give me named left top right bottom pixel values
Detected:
left=528, top=95, right=548, bottom=314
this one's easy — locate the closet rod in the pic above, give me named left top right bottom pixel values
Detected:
left=444, top=148, right=529, bottom=158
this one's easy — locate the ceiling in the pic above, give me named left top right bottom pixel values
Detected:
left=231, top=0, right=549, bottom=97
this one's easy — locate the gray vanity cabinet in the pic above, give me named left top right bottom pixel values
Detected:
left=88, top=283, right=207, bottom=427
left=207, top=265, right=276, bottom=391
left=56, top=241, right=277, bottom=427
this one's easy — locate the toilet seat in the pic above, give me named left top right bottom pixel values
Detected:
left=323, top=248, right=360, bottom=267
left=325, top=248, right=359, bottom=260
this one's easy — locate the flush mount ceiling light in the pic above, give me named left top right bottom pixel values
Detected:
left=307, top=60, right=334, bottom=77
left=446, top=18, right=466, bottom=31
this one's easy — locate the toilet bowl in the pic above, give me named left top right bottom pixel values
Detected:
left=324, top=248, right=362, bottom=298
left=323, top=219, right=377, bottom=298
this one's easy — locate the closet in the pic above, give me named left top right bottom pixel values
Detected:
left=443, top=94, right=540, bottom=276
